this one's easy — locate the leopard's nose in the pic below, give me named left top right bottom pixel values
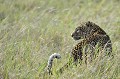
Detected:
left=71, top=33, right=74, bottom=37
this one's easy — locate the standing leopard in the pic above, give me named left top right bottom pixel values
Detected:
left=47, top=21, right=112, bottom=74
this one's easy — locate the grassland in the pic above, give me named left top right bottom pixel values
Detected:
left=0, top=0, right=120, bottom=79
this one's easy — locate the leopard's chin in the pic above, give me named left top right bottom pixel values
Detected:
left=72, top=36, right=81, bottom=40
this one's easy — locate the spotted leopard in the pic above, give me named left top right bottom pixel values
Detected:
left=71, top=21, right=112, bottom=62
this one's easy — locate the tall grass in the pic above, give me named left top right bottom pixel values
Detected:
left=0, top=0, right=120, bottom=79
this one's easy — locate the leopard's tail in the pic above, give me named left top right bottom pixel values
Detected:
left=47, top=53, right=61, bottom=75
left=47, top=54, right=77, bottom=75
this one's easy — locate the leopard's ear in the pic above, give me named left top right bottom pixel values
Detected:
left=85, top=21, right=92, bottom=27
left=87, top=21, right=91, bottom=24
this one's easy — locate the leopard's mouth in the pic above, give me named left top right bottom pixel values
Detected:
left=72, top=36, right=81, bottom=40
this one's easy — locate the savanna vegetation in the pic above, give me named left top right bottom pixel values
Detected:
left=0, top=0, right=120, bottom=79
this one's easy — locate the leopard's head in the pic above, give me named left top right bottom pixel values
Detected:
left=71, top=21, right=105, bottom=40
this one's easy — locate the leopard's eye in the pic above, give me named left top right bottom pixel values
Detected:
left=76, top=30, right=80, bottom=33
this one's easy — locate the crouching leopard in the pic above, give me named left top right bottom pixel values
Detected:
left=48, top=21, right=112, bottom=74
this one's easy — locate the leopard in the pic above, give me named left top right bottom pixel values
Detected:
left=71, top=21, right=112, bottom=63
left=48, top=21, right=112, bottom=74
